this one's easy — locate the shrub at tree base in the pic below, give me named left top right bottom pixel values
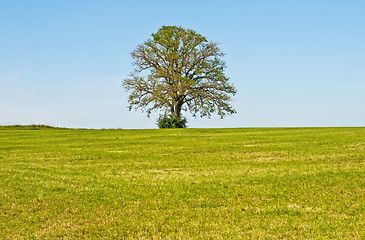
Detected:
left=157, top=115, right=187, bottom=128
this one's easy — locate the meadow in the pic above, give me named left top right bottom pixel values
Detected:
left=0, top=126, right=364, bottom=239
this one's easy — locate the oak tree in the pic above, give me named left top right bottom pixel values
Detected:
left=122, top=26, right=236, bottom=127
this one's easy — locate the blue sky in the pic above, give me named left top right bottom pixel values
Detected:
left=1, top=0, right=364, bottom=129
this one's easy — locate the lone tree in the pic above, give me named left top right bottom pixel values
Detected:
left=123, top=26, right=236, bottom=127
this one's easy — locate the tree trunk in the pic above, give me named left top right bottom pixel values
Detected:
left=172, top=101, right=182, bottom=119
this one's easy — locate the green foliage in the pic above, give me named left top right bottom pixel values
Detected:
left=1, top=127, right=364, bottom=238
left=157, top=115, right=187, bottom=128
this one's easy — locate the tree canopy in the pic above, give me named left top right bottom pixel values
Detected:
left=122, top=26, right=236, bottom=126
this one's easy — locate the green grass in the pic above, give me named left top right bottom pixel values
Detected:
left=0, top=126, right=364, bottom=239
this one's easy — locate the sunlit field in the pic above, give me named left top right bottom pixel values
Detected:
left=1, top=126, right=364, bottom=239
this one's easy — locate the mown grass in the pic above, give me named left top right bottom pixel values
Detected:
left=0, top=126, right=364, bottom=239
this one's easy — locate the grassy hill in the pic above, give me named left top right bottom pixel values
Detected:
left=0, top=127, right=364, bottom=239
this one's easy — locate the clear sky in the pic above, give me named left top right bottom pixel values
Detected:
left=1, top=0, right=364, bottom=129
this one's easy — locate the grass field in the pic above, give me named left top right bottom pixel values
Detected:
left=0, top=126, right=364, bottom=239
